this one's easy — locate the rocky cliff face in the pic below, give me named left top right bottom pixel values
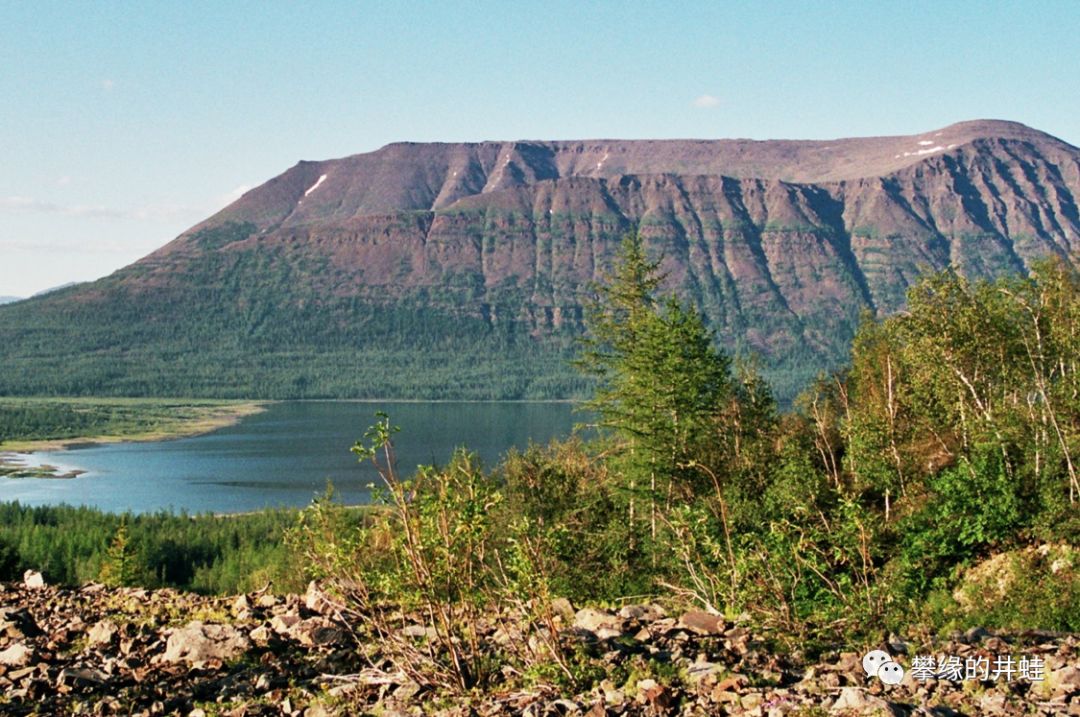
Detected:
left=150, top=120, right=1080, bottom=349
left=2, top=120, right=1077, bottom=400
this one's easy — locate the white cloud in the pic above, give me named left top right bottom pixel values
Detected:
left=56, top=175, right=72, bottom=187
left=0, top=196, right=122, bottom=219
left=692, top=94, right=721, bottom=108
left=129, top=204, right=207, bottom=222
left=215, top=184, right=253, bottom=209
left=0, top=233, right=156, bottom=254
left=1, top=180, right=256, bottom=229
left=0, top=195, right=203, bottom=223
left=101, top=79, right=116, bottom=92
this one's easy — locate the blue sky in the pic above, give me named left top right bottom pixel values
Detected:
left=2, top=1, right=1079, bottom=296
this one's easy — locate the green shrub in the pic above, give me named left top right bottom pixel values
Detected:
left=925, top=546, right=1080, bottom=633
left=897, top=445, right=1023, bottom=597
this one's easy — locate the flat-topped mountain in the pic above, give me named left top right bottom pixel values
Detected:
left=2, top=120, right=1078, bottom=400
left=202, top=119, right=1068, bottom=220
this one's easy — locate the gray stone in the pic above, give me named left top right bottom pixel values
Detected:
left=685, top=660, right=725, bottom=684
left=231, top=594, right=251, bottom=616
left=270, top=613, right=301, bottom=635
left=830, top=686, right=893, bottom=713
left=573, top=608, right=624, bottom=639
left=0, top=643, right=33, bottom=667
left=740, top=692, right=763, bottom=709
left=394, top=681, right=422, bottom=701
left=550, top=597, right=575, bottom=622
left=1050, top=665, right=1080, bottom=698
left=617, top=604, right=665, bottom=622
left=161, top=621, right=251, bottom=666
left=87, top=619, right=119, bottom=647
left=679, top=610, right=724, bottom=635
left=292, top=617, right=347, bottom=647
left=8, top=666, right=36, bottom=682
left=304, top=581, right=340, bottom=615
left=400, top=623, right=439, bottom=640
left=57, top=667, right=108, bottom=687
left=978, top=690, right=1007, bottom=715
left=0, top=607, right=38, bottom=639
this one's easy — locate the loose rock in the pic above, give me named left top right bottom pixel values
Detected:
left=161, top=621, right=251, bottom=666
left=0, top=642, right=33, bottom=666
left=21, top=570, right=44, bottom=590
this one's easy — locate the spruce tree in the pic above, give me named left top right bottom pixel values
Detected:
left=99, top=518, right=137, bottom=587
left=576, top=232, right=733, bottom=541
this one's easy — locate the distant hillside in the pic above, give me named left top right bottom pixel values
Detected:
left=0, top=296, right=21, bottom=305
left=32, top=282, right=79, bottom=297
left=1, top=120, right=1078, bottom=401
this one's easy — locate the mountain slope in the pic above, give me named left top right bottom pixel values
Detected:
left=2, top=120, right=1078, bottom=401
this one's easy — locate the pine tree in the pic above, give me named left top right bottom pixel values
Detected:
left=575, top=232, right=733, bottom=540
left=99, top=519, right=137, bottom=587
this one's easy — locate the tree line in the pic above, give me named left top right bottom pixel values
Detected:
left=0, top=503, right=306, bottom=594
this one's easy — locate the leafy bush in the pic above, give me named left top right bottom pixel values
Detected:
left=926, top=546, right=1080, bottom=632
left=290, top=415, right=578, bottom=692
left=896, top=445, right=1023, bottom=597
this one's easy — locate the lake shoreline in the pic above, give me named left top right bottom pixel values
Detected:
left=0, top=401, right=579, bottom=513
left=0, top=400, right=268, bottom=478
left=0, top=451, right=86, bottom=479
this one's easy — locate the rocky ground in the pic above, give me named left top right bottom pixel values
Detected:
left=0, top=571, right=1077, bottom=716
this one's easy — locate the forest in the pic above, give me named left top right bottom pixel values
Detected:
left=1, top=233, right=1076, bottom=692
left=0, top=222, right=819, bottom=404
left=0, top=503, right=306, bottom=594
left=0, top=397, right=261, bottom=450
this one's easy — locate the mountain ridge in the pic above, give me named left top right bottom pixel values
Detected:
left=2, top=120, right=1078, bottom=401
left=205, top=119, right=1077, bottom=223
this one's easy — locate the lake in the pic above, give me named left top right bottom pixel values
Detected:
left=0, top=401, right=581, bottom=514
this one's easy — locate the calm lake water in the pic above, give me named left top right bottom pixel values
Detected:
left=0, top=401, right=580, bottom=514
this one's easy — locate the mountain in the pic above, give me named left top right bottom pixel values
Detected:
left=2, top=120, right=1078, bottom=401
left=32, top=282, right=79, bottom=298
left=0, top=296, right=21, bottom=305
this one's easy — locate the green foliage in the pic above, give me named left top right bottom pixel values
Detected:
left=574, top=232, right=739, bottom=576
left=945, top=548, right=1080, bottom=632
left=292, top=414, right=579, bottom=692
left=0, top=218, right=846, bottom=405
left=0, top=536, right=20, bottom=581
left=577, top=234, right=733, bottom=473
left=0, top=502, right=301, bottom=594
left=500, top=439, right=655, bottom=600
left=0, top=224, right=589, bottom=401
left=927, top=448, right=1021, bottom=548
left=566, top=255, right=1078, bottom=644
left=2, top=249, right=1077, bottom=693
left=99, top=519, right=137, bottom=587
